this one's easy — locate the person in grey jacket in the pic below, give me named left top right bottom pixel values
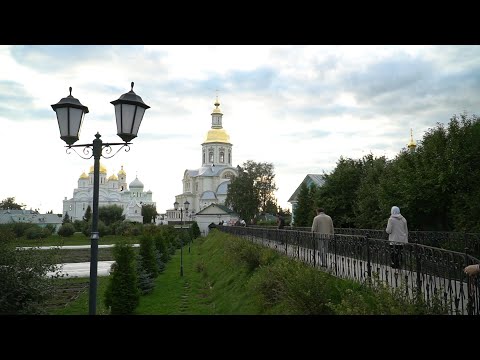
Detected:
left=311, top=208, right=334, bottom=235
left=386, top=206, right=408, bottom=268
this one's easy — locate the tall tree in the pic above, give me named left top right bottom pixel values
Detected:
left=99, top=205, right=125, bottom=226
left=294, top=182, right=315, bottom=227
left=0, top=197, right=25, bottom=210
left=315, top=157, right=363, bottom=228
left=104, top=242, right=140, bottom=315
left=83, top=205, right=92, bottom=222
left=62, top=212, right=71, bottom=224
left=225, top=160, right=277, bottom=222
left=141, top=204, right=158, bottom=224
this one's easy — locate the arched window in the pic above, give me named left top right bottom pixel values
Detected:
left=228, top=151, right=231, bottom=163
left=220, top=151, right=224, bottom=163
left=203, top=151, right=205, bottom=163
left=209, top=151, right=214, bottom=163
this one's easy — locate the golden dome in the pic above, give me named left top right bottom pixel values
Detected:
left=89, top=164, right=107, bottom=174
left=118, top=165, right=126, bottom=176
left=108, top=173, right=118, bottom=181
left=79, top=171, right=88, bottom=179
left=204, top=128, right=230, bottom=143
left=407, top=128, right=416, bottom=149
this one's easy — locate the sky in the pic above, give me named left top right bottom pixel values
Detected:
left=1, top=45, right=479, bottom=215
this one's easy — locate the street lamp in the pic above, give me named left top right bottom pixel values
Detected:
left=174, top=200, right=190, bottom=276
left=52, top=82, right=150, bottom=315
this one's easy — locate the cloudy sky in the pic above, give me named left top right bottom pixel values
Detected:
left=1, top=45, right=479, bottom=215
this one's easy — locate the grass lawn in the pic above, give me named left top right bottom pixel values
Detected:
left=52, top=232, right=261, bottom=315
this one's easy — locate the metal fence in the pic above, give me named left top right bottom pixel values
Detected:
left=247, top=226, right=480, bottom=260
left=218, top=226, right=480, bottom=315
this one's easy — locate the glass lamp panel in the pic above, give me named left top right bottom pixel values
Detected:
left=120, top=103, right=136, bottom=135
left=69, top=107, right=84, bottom=138
left=131, top=106, right=146, bottom=136
left=56, top=107, right=69, bottom=137
left=114, top=104, right=122, bottom=134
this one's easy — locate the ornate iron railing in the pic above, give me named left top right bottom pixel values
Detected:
left=217, top=226, right=480, bottom=315
left=247, top=225, right=480, bottom=259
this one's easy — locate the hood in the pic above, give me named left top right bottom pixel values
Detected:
left=390, top=214, right=405, bottom=220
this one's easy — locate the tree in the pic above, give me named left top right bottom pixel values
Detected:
left=0, top=227, right=61, bottom=314
left=62, top=212, right=71, bottom=224
left=83, top=205, right=92, bottom=222
left=99, top=205, right=125, bottom=226
left=141, top=204, right=158, bottom=224
left=139, top=235, right=159, bottom=279
left=225, top=160, right=277, bottom=222
left=104, top=242, right=140, bottom=315
left=190, top=221, right=201, bottom=240
left=0, top=197, right=25, bottom=210
left=294, top=182, right=316, bottom=227
left=314, top=157, right=363, bottom=228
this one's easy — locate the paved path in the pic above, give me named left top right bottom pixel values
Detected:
left=18, top=244, right=139, bottom=250
left=48, top=261, right=115, bottom=278
left=19, top=244, right=136, bottom=279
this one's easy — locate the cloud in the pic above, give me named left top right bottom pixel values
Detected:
left=2, top=45, right=480, bottom=215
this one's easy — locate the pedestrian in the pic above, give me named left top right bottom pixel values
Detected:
left=385, top=206, right=408, bottom=269
left=311, top=208, right=334, bottom=266
left=277, top=214, right=285, bottom=229
left=464, top=264, right=480, bottom=276
left=311, top=208, right=334, bottom=235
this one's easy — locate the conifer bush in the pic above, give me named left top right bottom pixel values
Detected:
left=104, top=242, right=140, bottom=315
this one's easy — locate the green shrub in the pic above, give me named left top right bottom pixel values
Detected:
left=72, top=220, right=85, bottom=232
left=104, top=242, right=140, bottom=315
left=0, top=227, right=62, bottom=314
left=25, top=225, right=49, bottom=240
left=136, top=255, right=155, bottom=295
left=250, top=259, right=338, bottom=314
left=330, top=273, right=450, bottom=315
left=139, top=235, right=159, bottom=279
left=156, top=251, right=166, bottom=273
left=224, top=237, right=266, bottom=272
left=58, top=223, right=75, bottom=237
left=190, top=221, right=201, bottom=239
left=11, top=222, right=35, bottom=238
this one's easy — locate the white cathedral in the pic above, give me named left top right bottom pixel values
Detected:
left=63, top=165, right=155, bottom=223
left=166, top=96, right=238, bottom=222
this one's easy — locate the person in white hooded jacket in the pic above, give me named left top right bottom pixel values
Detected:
left=386, top=206, right=408, bottom=268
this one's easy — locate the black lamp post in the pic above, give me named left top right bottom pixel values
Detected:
left=52, top=82, right=150, bottom=315
left=174, top=200, right=190, bottom=276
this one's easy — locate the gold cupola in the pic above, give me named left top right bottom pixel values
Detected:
left=89, top=163, right=107, bottom=174
left=79, top=171, right=88, bottom=179
left=204, top=128, right=230, bottom=143
left=407, top=128, right=416, bottom=151
left=108, top=173, right=118, bottom=181
left=118, top=165, right=126, bottom=176
left=204, top=95, right=230, bottom=144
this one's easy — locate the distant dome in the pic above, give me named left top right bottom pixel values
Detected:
left=79, top=171, right=88, bottom=179
left=89, top=164, right=107, bottom=174
left=118, top=165, right=126, bottom=176
left=216, top=181, right=230, bottom=195
left=129, top=177, right=144, bottom=188
left=200, top=191, right=217, bottom=200
left=108, top=173, right=118, bottom=181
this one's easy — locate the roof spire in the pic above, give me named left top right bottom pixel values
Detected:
left=407, top=128, right=416, bottom=151
left=212, top=90, right=222, bottom=115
